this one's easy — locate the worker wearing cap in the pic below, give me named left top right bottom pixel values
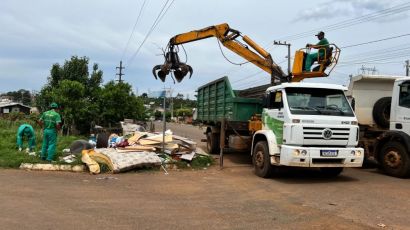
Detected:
left=38, top=102, right=62, bottom=161
left=304, top=31, right=329, bottom=72
left=16, top=124, right=35, bottom=152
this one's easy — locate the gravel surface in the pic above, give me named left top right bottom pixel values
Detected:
left=0, top=122, right=409, bottom=229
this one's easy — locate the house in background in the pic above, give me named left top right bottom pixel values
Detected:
left=0, top=99, right=31, bottom=115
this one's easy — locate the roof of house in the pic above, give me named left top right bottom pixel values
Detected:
left=0, top=99, right=31, bottom=109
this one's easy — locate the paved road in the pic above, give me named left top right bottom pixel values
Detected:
left=0, top=122, right=409, bottom=229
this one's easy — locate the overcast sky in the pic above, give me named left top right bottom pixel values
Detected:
left=1, top=0, right=409, bottom=98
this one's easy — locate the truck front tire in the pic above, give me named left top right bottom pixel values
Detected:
left=252, top=141, right=274, bottom=178
left=206, top=132, right=220, bottom=154
left=380, top=141, right=410, bottom=178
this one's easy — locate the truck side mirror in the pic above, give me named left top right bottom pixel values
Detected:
left=262, top=95, right=268, bottom=108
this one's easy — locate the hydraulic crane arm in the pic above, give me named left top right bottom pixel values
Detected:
left=152, top=23, right=340, bottom=84
left=153, top=23, right=286, bottom=83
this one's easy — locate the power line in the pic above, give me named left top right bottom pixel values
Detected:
left=341, top=33, right=410, bottom=49
left=127, top=0, right=175, bottom=66
left=277, top=2, right=410, bottom=41
left=338, top=47, right=410, bottom=66
left=342, top=43, right=410, bottom=59
left=121, top=0, right=147, bottom=61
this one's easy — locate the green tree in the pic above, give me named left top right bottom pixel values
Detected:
left=36, top=56, right=103, bottom=134
left=176, top=108, right=193, bottom=117
left=154, top=110, right=162, bottom=120
left=99, top=81, right=144, bottom=126
left=2, top=89, right=32, bottom=105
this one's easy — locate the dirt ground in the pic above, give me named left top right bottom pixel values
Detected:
left=0, top=122, right=409, bottom=229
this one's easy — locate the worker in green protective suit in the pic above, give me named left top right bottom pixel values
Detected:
left=16, top=124, right=36, bottom=152
left=38, top=102, right=62, bottom=161
left=304, top=31, right=329, bottom=72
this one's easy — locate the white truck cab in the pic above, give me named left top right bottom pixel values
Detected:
left=390, top=78, right=410, bottom=133
left=347, top=75, right=410, bottom=177
left=252, top=82, right=364, bottom=177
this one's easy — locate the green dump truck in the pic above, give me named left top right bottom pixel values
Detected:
left=197, top=76, right=263, bottom=153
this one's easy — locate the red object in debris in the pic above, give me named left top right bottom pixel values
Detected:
left=116, top=140, right=129, bottom=148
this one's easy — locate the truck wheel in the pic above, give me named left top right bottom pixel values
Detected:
left=380, top=141, right=410, bottom=178
left=320, top=167, right=343, bottom=177
left=252, top=141, right=274, bottom=178
left=372, top=97, right=391, bottom=128
left=206, top=132, right=220, bottom=154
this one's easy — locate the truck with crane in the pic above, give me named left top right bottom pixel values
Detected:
left=347, top=75, right=410, bottom=178
left=152, top=23, right=363, bottom=177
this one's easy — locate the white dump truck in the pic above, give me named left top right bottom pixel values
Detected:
left=347, top=74, right=410, bottom=178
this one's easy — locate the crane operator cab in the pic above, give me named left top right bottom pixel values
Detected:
left=292, top=44, right=340, bottom=82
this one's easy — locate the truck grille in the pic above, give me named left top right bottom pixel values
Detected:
left=303, top=127, right=350, bottom=141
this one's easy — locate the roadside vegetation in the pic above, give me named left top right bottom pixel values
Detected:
left=0, top=115, right=82, bottom=168
left=0, top=55, right=205, bottom=170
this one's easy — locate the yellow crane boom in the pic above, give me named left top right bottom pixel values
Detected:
left=152, top=23, right=340, bottom=84
left=169, top=23, right=286, bottom=81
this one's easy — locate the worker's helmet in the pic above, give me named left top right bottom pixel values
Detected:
left=50, top=102, right=58, bottom=109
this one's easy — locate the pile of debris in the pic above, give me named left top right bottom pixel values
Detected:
left=62, top=129, right=210, bottom=174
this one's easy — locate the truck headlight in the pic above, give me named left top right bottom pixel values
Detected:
left=351, top=150, right=361, bottom=157
left=293, top=149, right=307, bottom=156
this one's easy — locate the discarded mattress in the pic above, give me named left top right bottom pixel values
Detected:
left=82, top=148, right=161, bottom=174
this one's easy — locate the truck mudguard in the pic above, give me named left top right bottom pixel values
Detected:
left=251, top=129, right=280, bottom=156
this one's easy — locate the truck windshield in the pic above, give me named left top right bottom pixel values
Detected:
left=286, top=87, right=354, bottom=116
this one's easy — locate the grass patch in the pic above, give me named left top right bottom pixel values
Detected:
left=174, top=155, right=214, bottom=169
left=0, top=118, right=84, bottom=168
left=191, top=155, right=214, bottom=168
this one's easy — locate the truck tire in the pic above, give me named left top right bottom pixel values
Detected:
left=320, top=167, right=343, bottom=177
left=252, top=141, right=274, bottom=178
left=379, top=141, right=410, bottom=178
left=372, top=97, right=391, bottom=128
left=206, top=132, right=220, bottom=154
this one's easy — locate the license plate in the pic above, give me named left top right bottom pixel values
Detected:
left=320, top=150, right=338, bottom=157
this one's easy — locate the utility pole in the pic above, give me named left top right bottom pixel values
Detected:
left=169, top=88, right=174, bottom=121
left=405, top=60, right=409, bottom=76
left=161, top=87, right=171, bottom=154
left=274, top=40, right=291, bottom=75
left=116, top=61, right=125, bottom=83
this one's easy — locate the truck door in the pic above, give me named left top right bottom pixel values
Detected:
left=263, top=90, right=285, bottom=144
left=392, top=80, right=410, bottom=134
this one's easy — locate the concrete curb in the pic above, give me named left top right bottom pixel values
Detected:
left=19, top=163, right=85, bottom=172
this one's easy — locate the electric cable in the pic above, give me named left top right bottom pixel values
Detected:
left=341, top=33, right=410, bottom=49
left=277, top=2, right=410, bottom=41
left=127, top=0, right=175, bottom=65
left=121, top=0, right=147, bottom=61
